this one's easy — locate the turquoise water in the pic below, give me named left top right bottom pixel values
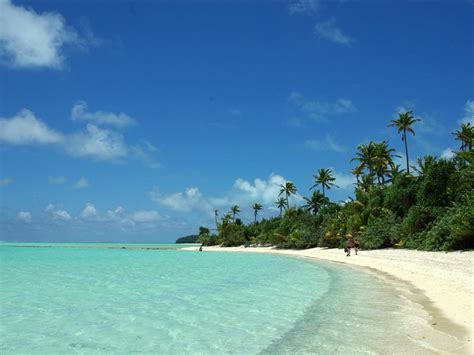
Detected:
left=0, top=244, right=460, bottom=354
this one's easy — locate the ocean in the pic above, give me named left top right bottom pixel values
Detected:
left=0, top=243, right=459, bottom=354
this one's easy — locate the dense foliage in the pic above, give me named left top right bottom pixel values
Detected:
left=195, top=118, right=473, bottom=252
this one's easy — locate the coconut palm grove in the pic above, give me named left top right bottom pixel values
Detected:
left=184, top=115, right=473, bottom=251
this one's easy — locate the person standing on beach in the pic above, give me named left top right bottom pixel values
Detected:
left=344, top=239, right=354, bottom=257
left=354, top=239, right=360, bottom=255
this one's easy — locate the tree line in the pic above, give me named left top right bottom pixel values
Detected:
left=194, top=113, right=473, bottom=251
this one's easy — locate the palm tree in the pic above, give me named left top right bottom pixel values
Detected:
left=358, top=173, right=374, bottom=192
left=279, top=181, right=297, bottom=207
left=453, top=122, right=474, bottom=152
left=352, top=141, right=377, bottom=176
left=351, top=165, right=364, bottom=184
left=198, top=226, right=210, bottom=235
left=230, top=205, right=240, bottom=221
left=303, top=191, right=328, bottom=215
left=372, top=141, right=399, bottom=184
left=389, top=110, right=420, bottom=174
left=386, top=164, right=402, bottom=183
left=275, top=197, right=287, bottom=217
left=252, top=203, right=263, bottom=222
left=214, top=209, right=219, bottom=231
left=414, top=155, right=437, bottom=176
left=311, top=168, right=338, bottom=197
left=218, top=213, right=232, bottom=241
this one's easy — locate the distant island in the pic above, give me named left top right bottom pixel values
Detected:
left=175, top=234, right=199, bottom=243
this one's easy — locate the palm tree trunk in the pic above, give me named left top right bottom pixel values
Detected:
left=404, top=130, right=410, bottom=174
left=322, top=185, right=325, bottom=197
left=254, top=212, right=257, bottom=223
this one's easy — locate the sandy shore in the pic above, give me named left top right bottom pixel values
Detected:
left=183, top=245, right=473, bottom=354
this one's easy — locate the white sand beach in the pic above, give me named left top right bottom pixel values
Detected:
left=183, top=246, right=473, bottom=354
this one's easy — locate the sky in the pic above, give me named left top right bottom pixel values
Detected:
left=0, top=0, right=473, bottom=242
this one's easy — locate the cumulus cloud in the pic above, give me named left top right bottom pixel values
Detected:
left=80, top=203, right=98, bottom=219
left=288, top=92, right=356, bottom=122
left=45, top=203, right=72, bottom=220
left=332, top=171, right=356, bottom=190
left=49, top=176, right=66, bottom=184
left=305, top=135, right=346, bottom=153
left=71, top=101, right=137, bottom=129
left=0, top=177, right=14, bottom=186
left=288, top=0, right=319, bottom=15
left=104, top=206, right=163, bottom=226
left=53, top=209, right=72, bottom=221
left=73, top=177, right=89, bottom=189
left=17, top=211, right=32, bottom=223
left=0, top=1, right=100, bottom=69
left=461, top=99, right=474, bottom=125
left=66, top=124, right=128, bottom=161
left=150, top=174, right=303, bottom=217
left=0, top=0, right=77, bottom=69
left=441, top=148, right=455, bottom=160
left=150, top=187, right=211, bottom=213
left=315, top=19, right=353, bottom=45
left=106, top=206, right=125, bottom=220
left=0, top=109, right=63, bottom=144
left=129, top=210, right=161, bottom=223
left=0, top=107, right=158, bottom=165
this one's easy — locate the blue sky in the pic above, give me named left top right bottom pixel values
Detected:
left=0, top=0, right=473, bottom=242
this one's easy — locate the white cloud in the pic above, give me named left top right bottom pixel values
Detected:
left=0, top=106, right=157, bottom=165
left=80, top=203, right=98, bottom=219
left=315, top=19, right=353, bottom=45
left=150, top=187, right=211, bottom=213
left=17, top=211, right=32, bottom=223
left=150, top=174, right=302, bottom=216
left=45, top=203, right=72, bottom=220
left=66, top=124, right=128, bottom=160
left=333, top=171, right=355, bottom=190
left=45, top=203, right=55, bottom=212
left=461, top=99, right=474, bottom=125
left=0, top=109, right=63, bottom=144
left=230, top=174, right=299, bottom=206
left=129, top=210, right=161, bottom=223
left=0, top=177, right=14, bottom=186
left=288, top=0, right=319, bottom=15
left=305, top=135, right=346, bottom=153
left=52, top=209, right=71, bottom=221
left=48, top=176, right=66, bottom=184
left=73, top=177, right=89, bottom=189
left=0, top=0, right=78, bottom=69
left=441, top=148, right=455, bottom=160
left=106, top=206, right=125, bottom=220
left=288, top=92, right=356, bottom=122
left=71, top=101, right=137, bottom=129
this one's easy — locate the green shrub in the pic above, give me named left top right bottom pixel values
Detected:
left=401, top=205, right=442, bottom=236
left=359, top=211, right=397, bottom=249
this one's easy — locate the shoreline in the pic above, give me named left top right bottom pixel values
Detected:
left=183, top=245, right=473, bottom=354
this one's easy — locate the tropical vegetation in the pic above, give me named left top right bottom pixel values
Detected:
left=189, top=115, right=473, bottom=252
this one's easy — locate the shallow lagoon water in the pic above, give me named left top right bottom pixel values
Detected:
left=0, top=244, right=459, bottom=354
